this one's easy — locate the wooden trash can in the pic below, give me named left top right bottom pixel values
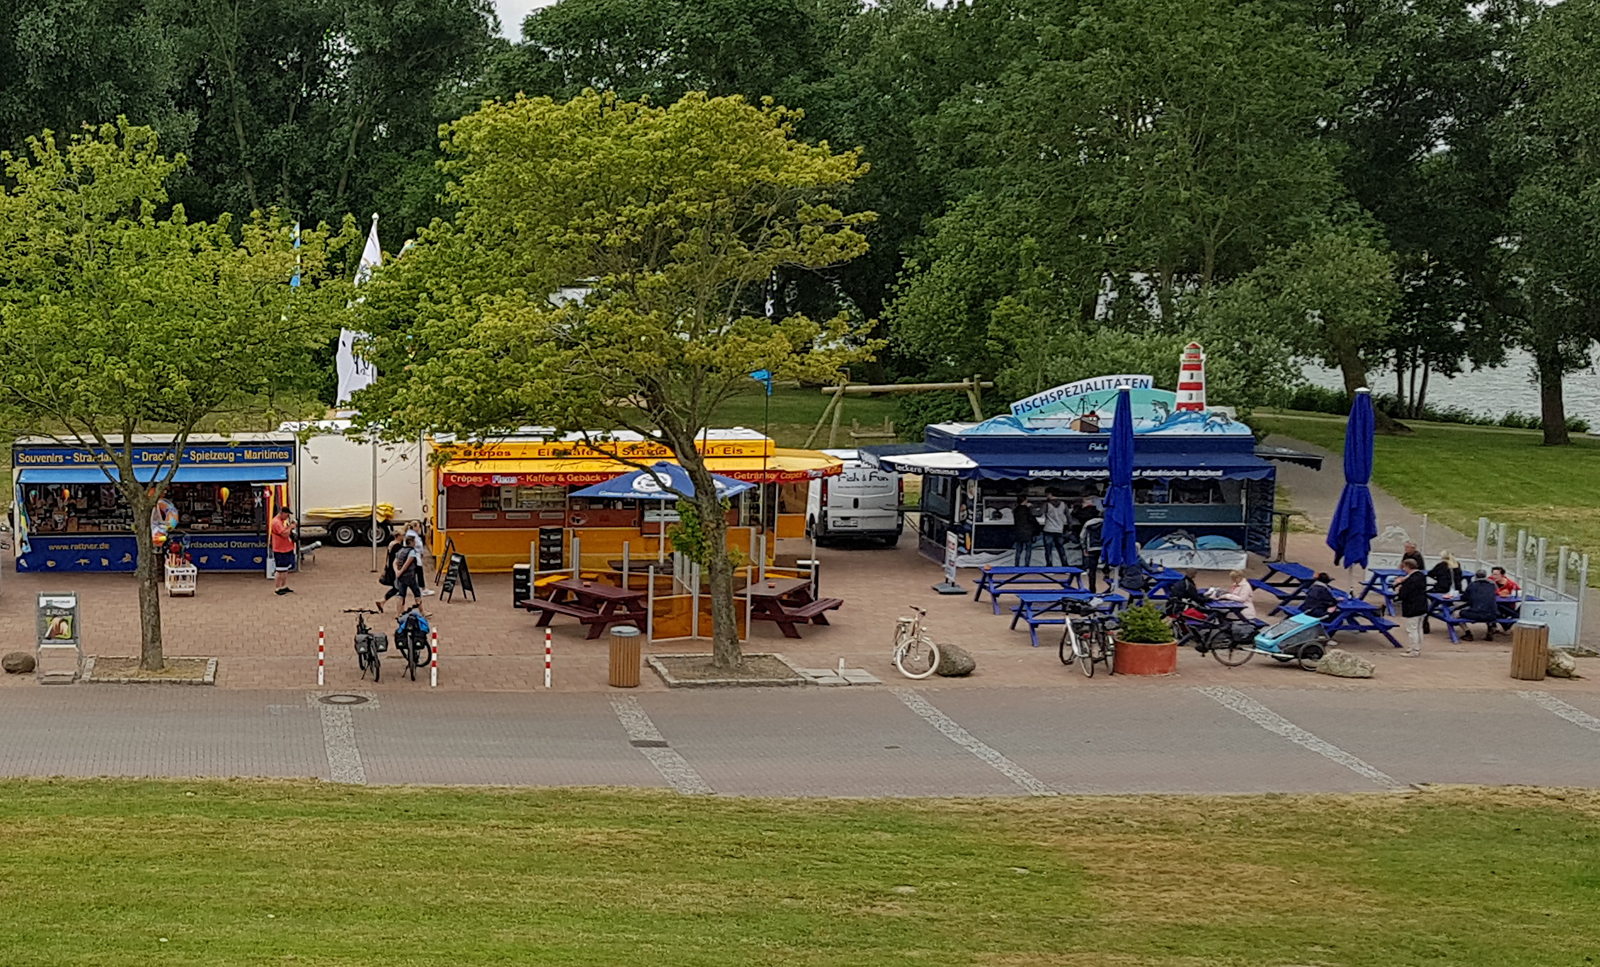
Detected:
left=1510, top=621, right=1549, bottom=681
left=608, top=625, right=642, bottom=688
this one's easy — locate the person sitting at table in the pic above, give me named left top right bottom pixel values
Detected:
left=1459, top=569, right=1501, bottom=641
left=1208, top=569, right=1257, bottom=621
left=1301, top=572, right=1339, bottom=620
left=1395, top=559, right=1429, bottom=657
left=1401, top=541, right=1425, bottom=572
left=1012, top=496, right=1042, bottom=567
left=1490, top=566, right=1521, bottom=597
left=1164, top=568, right=1209, bottom=614
left=1428, top=551, right=1464, bottom=595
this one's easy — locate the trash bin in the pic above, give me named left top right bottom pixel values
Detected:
left=1510, top=621, right=1549, bottom=681
left=608, top=625, right=642, bottom=688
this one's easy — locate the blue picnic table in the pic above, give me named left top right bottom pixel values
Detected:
left=974, top=565, right=1083, bottom=615
left=1323, top=598, right=1402, bottom=648
left=1008, top=589, right=1127, bottom=648
left=1359, top=568, right=1406, bottom=613
left=1264, top=560, right=1315, bottom=587
left=1428, top=592, right=1534, bottom=642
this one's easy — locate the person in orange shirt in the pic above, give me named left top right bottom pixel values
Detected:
left=270, top=507, right=297, bottom=595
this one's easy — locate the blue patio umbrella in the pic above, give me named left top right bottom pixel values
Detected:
left=567, top=461, right=755, bottom=500
left=1101, top=386, right=1140, bottom=568
left=1325, top=388, right=1378, bottom=569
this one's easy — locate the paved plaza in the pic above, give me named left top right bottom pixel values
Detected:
left=1, top=432, right=1596, bottom=795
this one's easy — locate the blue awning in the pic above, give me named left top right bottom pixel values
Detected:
left=17, top=466, right=288, bottom=485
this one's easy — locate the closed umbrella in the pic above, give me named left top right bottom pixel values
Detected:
left=567, top=461, right=754, bottom=500
left=1326, top=387, right=1378, bottom=569
left=1101, top=386, right=1140, bottom=569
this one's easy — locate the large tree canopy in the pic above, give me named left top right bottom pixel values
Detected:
left=0, top=120, right=355, bottom=669
left=351, top=91, right=875, bottom=667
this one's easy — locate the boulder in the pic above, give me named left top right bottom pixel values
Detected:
left=2, top=651, right=35, bottom=674
left=1314, top=648, right=1374, bottom=679
left=1548, top=649, right=1580, bottom=679
left=935, top=643, right=976, bottom=677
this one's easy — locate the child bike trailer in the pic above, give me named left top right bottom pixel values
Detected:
left=1253, top=612, right=1328, bottom=668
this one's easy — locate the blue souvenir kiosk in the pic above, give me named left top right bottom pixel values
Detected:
left=11, top=434, right=296, bottom=573
left=865, top=374, right=1294, bottom=572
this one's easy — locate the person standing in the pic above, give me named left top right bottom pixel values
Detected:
left=1396, top=558, right=1429, bottom=657
left=270, top=507, right=297, bottom=596
left=1040, top=491, right=1070, bottom=567
left=378, top=534, right=421, bottom=612
left=1079, top=514, right=1104, bottom=592
left=406, top=522, right=433, bottom=596
left=1011, top=496, right=1041, bottom=567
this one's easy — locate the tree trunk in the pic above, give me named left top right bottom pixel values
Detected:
left=680, top=457, right=743, bottom=669
left=1417, top=359, right=1431, bottom=416
left=128, top=492, right=165, bottom=671
left=1335, top=340, right=1408, bottom=434
left=1536, top=353, right=1570, bottom=446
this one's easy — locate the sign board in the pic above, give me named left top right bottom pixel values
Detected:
left=36, top=591, right=82, bottom=683
left=441, top=553, right=476, bottom=602
left=1520, top=599, right=1580, bottom=648
left=943, top=531, right=960, bottom=586
left=1010, top=375, right=1153, bottom=417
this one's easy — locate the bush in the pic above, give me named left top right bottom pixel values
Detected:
left=1115, top=603, right=1174, bottom=644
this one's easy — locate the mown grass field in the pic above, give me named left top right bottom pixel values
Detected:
left=1, top=780, right=1598, bottom=966
left=712, top=385, right=902, bottom=448
left=1256, top=411, right=1600, bottom=556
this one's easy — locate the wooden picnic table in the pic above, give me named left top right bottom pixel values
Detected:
left=973, top=566, right=1083, bottom=614
left=520, top=578, right=648, bottom=639
left=742, top=576, right=842, bottom=639
left=1007, top=589, right=1126, bottom=648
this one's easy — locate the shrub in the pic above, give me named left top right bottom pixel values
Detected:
left=1116, top=603, right=1174, bottom=644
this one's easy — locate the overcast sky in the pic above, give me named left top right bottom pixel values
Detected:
left=492, top=0, right=556, bottom=38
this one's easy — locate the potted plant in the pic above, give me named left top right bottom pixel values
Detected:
left=1113, top=603, right=1179, bottom=675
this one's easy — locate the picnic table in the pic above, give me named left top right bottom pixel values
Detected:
left=974, top=566, right=1083, bottom=614
left=742, top=576, right=842, bottom=639
left=1142, top=567, right=1186, bottom=601
left=1322, top=598, right=1402, bottom=648
left=1359, top=568, right=1406, bottom=612
left=1425, top=593, right=1535, bottom=643
left=519, top=578, right=648, bottom=639
left=1008, top=589, right=1127, bottom=648
left=1264, top=560, right=1315, bottom=588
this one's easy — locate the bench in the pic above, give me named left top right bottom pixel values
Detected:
left=519, top=597, right=600, bottom=625
left=751, top=597, right=843, bottom=625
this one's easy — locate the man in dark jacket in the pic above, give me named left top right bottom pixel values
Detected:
left=1459, top=569, right=1500, bottom=641
left=1301, top=573, right=1339, bottom=619
left=1395, top=559, right=1430, bottom=657
left=1012, top=496, right=1041, bottom=567
left=1079, top=516, right=1104, bottom=592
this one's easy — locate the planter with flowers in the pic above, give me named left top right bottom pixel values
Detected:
left=1113, top=603, right=1179, bottom=675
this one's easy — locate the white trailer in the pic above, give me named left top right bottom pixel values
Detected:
left=282, top=421, right=427, bottom=546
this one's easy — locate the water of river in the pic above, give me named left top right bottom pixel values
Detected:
left=1303, top=348, right=1600, bottom=428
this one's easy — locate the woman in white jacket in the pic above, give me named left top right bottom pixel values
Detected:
left=1210, top=569, right=1258, bottom=621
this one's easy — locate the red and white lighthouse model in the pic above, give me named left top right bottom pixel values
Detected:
left=1176, top=341, right=1206, bottom=412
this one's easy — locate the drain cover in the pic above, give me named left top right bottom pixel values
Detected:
left=629, top=738, right=669, bottom=748
left=318, top=694, right=370, bottom=706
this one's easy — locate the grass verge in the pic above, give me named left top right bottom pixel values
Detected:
left=712, top=385, right=901, bottom=448
left=1256, top=411, right=1600, bottom=556
left=1, top=780, right=1598, bottom=966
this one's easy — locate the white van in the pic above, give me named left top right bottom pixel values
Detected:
left=806, top=449, right=903, bottom=546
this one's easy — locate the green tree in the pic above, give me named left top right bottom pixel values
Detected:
left=350, top=91, right=875, bottom=668
left=1498, top=0, right=1600, bottom=445
left=0, top=121, right=354, bottom=669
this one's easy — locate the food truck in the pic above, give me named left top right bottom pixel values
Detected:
left=865, top=370, right=1298, bottom=572
left=11, top=434, right=296, bottom=572
left=428, top=428, right=842, bottom=572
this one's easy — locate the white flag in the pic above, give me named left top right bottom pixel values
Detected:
left=338, top=214, right=382, bottom=403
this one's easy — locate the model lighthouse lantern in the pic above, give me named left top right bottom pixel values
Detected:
left=1176, top=342, right=1206, bottom=412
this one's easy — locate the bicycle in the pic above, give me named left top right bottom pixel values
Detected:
left=1167, top=601, right=1255, bottom=667
left=392, top=605, right=433, bottom=682
left=344, top=608, right=389, bottom=682
left=891, top=605, right=942, bottom=679
left=1058, top=598, right=1117, bottom=677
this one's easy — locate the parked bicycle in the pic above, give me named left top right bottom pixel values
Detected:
left=1057, top=598, right=1117, bottom=677
left=344, top=608, right=389, bottom=682
left=392, top=605, right=433, bottom=681
left=891, top=605, right=942, bottom=679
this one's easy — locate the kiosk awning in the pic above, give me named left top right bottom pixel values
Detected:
left=861, top=444, right=1274, bottom=480
left=17, top=466, right=288, bottom=484
left=1254, top=445, right=1325, bottom=470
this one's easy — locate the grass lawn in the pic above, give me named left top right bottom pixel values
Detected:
left=712, top=385, right=902, bottom=448
left=2, top=781, right=1599, bottom=966
left=1256, top=411, right=1600, bottom=557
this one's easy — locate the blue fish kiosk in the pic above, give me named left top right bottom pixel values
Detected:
left=864, top=377, right=1314, bottom=572
left=11, top=434, right=296, bottom=573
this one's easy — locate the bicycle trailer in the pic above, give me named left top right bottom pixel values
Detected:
left=1253, top=612, right=1325, bottom=656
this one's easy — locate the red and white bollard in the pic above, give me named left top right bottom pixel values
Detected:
left=544, top=628, right=553, bottom=689
left=430, top=629, right=439, bottom=688
left=317, top=627, right=325, bottom=686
